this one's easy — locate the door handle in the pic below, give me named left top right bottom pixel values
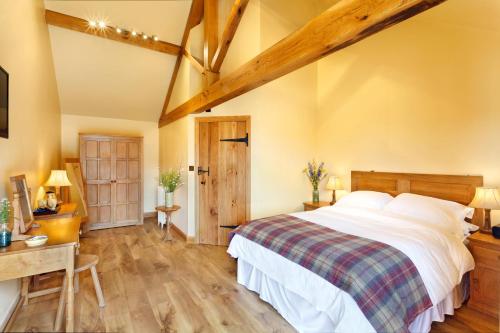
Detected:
left=197, top=166, right=210, bottom=176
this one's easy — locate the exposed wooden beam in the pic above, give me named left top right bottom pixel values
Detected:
left=211, top=0, right=250, bottom=72
left=159, top=0, right=204, bottom=119
left=184, top=49, right=205, bottom=73
left=45, top=10, right=181, bottom=56
left=159, top=0, right=446, bottom=127
left=203, top=0, right=218, bottom=71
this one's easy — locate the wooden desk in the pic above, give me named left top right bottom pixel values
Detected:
left=0, top=217, right=81, bottom=332
left=34, top=203, right=77, bottom=221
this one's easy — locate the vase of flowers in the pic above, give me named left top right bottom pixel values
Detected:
left=303, top=160, right=327, bottom=203
left=0, top=199, right=12, bottom=247
left=160, top=169, right=183, bottom=208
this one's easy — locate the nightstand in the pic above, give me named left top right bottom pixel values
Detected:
left=468, top=231, right=500, bottom=319
left=303, top=201, right=331, bottom=211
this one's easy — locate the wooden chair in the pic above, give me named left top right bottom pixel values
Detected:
left=54, top=254, right=105, bottom=331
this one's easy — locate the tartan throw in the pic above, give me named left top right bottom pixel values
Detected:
left=232, top=214, right=433, bottom=333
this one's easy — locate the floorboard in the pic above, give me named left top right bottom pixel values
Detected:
left=9, top=218, right=498, bottom=332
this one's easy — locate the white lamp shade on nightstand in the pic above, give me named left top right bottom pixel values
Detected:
left=469, top=187, right=500, bottom=209
left=326, top=176, right=343, bottom=191
left=44, top=170, right=72, bottom=187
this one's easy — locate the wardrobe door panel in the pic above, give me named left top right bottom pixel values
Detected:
left=128, top=183, right=139, bottom=202
left=116, top=160, right=127, bottom=180
left=87, top=184, right=98, bottom=205
left=116, top=183, right=127, bottom=204
left=128, top=161, right=139, bottom=180
left=86, top=161, right=98, bottom=180
left=128, top=142, right=139, bottom=159
left=116, top=142, right=127, bottom=159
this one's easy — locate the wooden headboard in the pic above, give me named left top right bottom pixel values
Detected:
left=351, top=171, right=484, bottom=225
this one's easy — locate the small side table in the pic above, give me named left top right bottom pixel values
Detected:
left=303, top=201, right=331, bottom=211
left=155, top=205, right=180, bottom=241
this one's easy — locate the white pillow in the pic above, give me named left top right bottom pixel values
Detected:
left=335, top=191, right=393, bottom=210
left=383, top=193, right=470, bottom=238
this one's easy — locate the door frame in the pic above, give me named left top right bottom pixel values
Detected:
left=195, top=116, right=251, bottom=244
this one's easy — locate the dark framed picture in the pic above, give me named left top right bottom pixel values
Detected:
left=0, top=66, right=8, bottom=139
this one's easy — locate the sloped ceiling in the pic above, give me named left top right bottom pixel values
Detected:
left=45, top=0, right=192, bottom=122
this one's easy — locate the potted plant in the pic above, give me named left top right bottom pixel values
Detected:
left=303, top=160, right=327, bottom=203
left=160, top=169, right=183, bottom=208
left=0, top=198, right=12, bottom=247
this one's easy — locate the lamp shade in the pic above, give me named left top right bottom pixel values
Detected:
left=44, top=170, right=72, bottom=187
left=326, top=176, right=343, bottom=191
left=469, top=187, right=500, bottom=210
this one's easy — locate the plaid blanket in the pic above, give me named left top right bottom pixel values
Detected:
left=232, top=214, right=432, bottom=333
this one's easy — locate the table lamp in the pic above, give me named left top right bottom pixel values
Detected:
left=326, top=176, right=343, bottom=205
left=44, top=170, right=72, bottom=203
left=469, top=187, right=500, bottom=234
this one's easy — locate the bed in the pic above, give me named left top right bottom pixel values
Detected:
left=228, top=171, right=483, bottom=333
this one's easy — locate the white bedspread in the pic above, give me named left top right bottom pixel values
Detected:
left=227, top=205, right=474, bottom=333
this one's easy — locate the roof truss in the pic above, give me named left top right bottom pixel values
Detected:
left=159, top=0, right=446, bottom=127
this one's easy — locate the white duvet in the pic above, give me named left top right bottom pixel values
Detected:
left=227, top=205, right=475, bottom=333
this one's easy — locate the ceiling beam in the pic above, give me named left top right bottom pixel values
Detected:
left=211, top=0, right=250, bottom=73
left=184, top=49, right=205, bottom=73
left=203, top=0, right=219, bottom=72
left=45, top=10, right=181, bottom=56
left=159, top=0, right=446, bottom=127
left=159, top=0, right=204, bottom=119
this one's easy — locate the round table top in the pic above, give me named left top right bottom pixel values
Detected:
left=155, top=205, right=181, bottom=213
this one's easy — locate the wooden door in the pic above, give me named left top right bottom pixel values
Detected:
left=197, top=117, right=250, bottom=246
left=80, top=135, right=143, bottom=230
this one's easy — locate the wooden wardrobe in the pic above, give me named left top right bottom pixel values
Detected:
left=80, top=134, right=143, bottom=230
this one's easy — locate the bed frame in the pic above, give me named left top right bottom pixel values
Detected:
left=351, top=171, right=484, bottom=226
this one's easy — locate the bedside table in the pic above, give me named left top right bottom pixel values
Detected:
left=303, top=201, right=331, bottom=211
left=468, top=231, right=500, bottom=319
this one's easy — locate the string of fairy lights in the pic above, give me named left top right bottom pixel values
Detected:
left=88, top=19, right=159, bottom=42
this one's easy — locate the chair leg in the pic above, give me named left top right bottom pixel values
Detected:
left=90, top=265, right=105, bottom=308
left=54, top=275, right=67, bottom=332
left=74, top=272, right=79, bottom=293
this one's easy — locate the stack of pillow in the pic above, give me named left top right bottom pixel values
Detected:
left=334, top=191, right=479, bottom=239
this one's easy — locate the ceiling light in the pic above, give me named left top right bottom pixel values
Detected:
left=89, top=20, right=97, bottom=27
left=116, top=27, right=122, bottom=34
left=142, top=34, right=148, bottom=40
left=98, top=21, right=106, bottom=29
left=153, top=35, right=159, bottom=42
left=131, top=30, right=137, bottom=37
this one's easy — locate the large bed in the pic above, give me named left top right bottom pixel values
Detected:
left=228, top=171, right=483, bottom=333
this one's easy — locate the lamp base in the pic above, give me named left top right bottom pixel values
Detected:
left=480, top=208, right=493, bottom=234
left=330, top=190, right=336, bottom=206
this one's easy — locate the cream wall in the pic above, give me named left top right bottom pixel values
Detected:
left=0, top=0, right=61, bottom=328
left=61, top=114, right=159, bottom=213
left=160, top=0, right=318, bottom=237
left=316, top=0, right=500, bottom=225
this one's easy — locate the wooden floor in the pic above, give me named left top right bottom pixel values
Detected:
left=10, top=218, right=498, bottom=333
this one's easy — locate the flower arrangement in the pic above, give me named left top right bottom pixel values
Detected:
left=303, top=160, right=327, bottom=190
left=0, top=199, right=10, bottom=224
left=160, top=169, right=183, bottom=193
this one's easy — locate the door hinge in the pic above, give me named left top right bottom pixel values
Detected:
left=220, top=133, right=248, bottom=146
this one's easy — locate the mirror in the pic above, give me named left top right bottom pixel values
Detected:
left=10, top=175, right=34, bottom=234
